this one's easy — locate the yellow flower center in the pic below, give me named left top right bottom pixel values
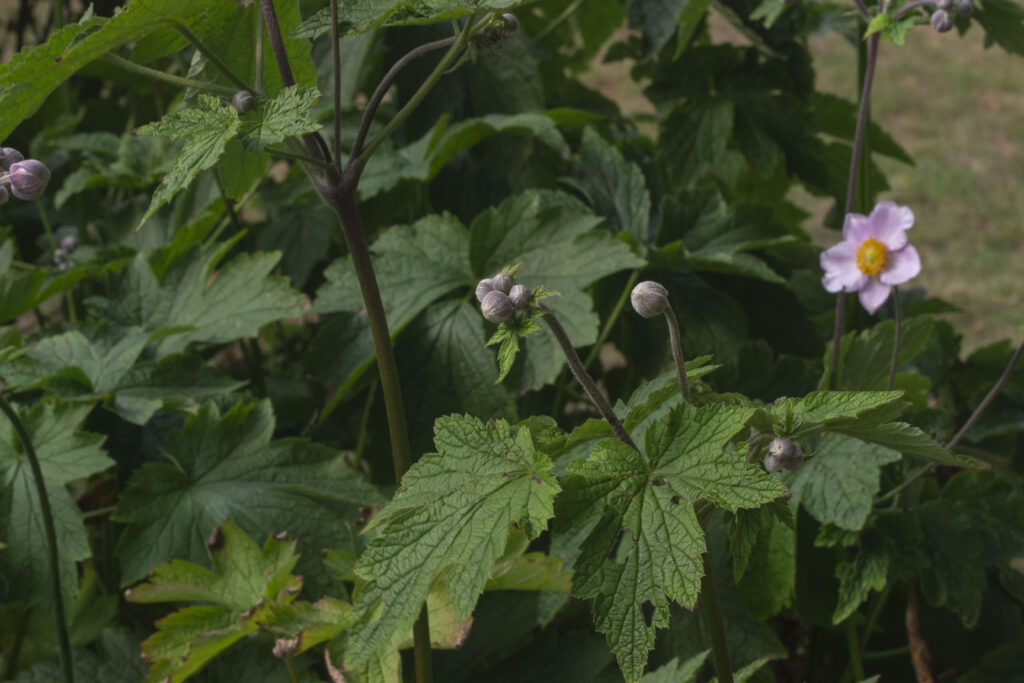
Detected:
left=856, top=237, right=888, bottom=276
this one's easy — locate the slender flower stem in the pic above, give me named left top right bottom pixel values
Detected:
left=101, top=53, right=237, bottom=96
left=350, top=17, right=478, bottom=177
left=264, top=146, right=335, bottom=172
left=255, top=7, right=265, bottom=96
left=851, top=0, right=872, bottom=18
left=701, top=556, right=733, bottom=683
left=894, top=0, right=936, bottom=19
left=347, top=37, right=457, bottom=166
left=36, top=202, right=77, bottom=323
left=583, top=271, right=639, bottom=371
left=171, top=22, right=251, bottom=93
left=663, top=306, right=691, bottom=403
left=0, top=395, right=73, bottom=683
left=330, top=0, right=343, bottom=175
left=845, top=617, right=867, bottom=681
left=886, top=286, right=902, bottom=391
left=829, top=31, right=880, bottom=390
left=540, top=310, right=638, bottom=451
left=532, top=0, right=586, bottom=43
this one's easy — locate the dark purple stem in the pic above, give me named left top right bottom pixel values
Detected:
left=330, top=0, right=342, bottom=174
left=894, top=0, right=936, bottom=19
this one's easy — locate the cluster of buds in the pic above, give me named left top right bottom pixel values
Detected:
left=764, top=437, right=804, bottom=473
left=53, top=233, right=79, bottom=271
left=932, top=0, right=971, bottom=32
left=476, top=272, right=531, bottom=323
left=0, top=147, right=50, bottom=204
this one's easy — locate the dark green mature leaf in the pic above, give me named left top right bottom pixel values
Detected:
left=113, top=400, right=384, bottom=587
left=0, top=403, right=111, bottom=611
left=823, top=316, right=934, bottom=390
left=88, top=246, right=304, bottom=358
left=571, top=126, right=652, bottom=243
left=833, top=542, right=888, bottom=623
left=126, top=520, right=304, bottom=682
left=469, top=190, right=645, bottom=390
left=628, top=0, right=690, bottom=55
left=788, top=434, right=900, bottom=531
left=736, top=512, right=795, bottom=620
left=238, top=86, right=320, bottom=152
left=974, top=0, right=1024, bottom=56
left=916, top=501, right=985, bottom=627
left=828, top=421, right=974, bottom=467
left=558, top=404, right=785, bottom=680
left=959, top=642, right=1024, bottom=683
left=13, top=628, right=148, bottom=683
left=659, top=98, right=734, bottom=187
left=359, top=112, right=569, bottom=201
left=0, top=256, right=89, bottom=325
left=134, top=95, right=241, bottom=230
left=640, top=650, right=710, bottom=682
left=292, top=0, right=520, bottom=39
left=345, top=415, right=559, bottom=672
left=811, top=93, right=913, bottom=165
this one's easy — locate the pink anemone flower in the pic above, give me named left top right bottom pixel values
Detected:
left=820, top=201, right=922, bottom=314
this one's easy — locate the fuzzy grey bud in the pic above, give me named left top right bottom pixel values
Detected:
left=502, top=13, right=519, bottom=37
left=481, top=290, right=514, bottom=323
left=630, top=281, right=669, bottom=318
left=60, top=234, right=79, bottom=253
left=930, top=9, right=954, bottom=32
left=509, top=284, right=531, bottom=308
left=491, top=273, right=513, bottom=294
left=475, top=278, right=495, bottom=302
left=0, top=186, right=7, bottom=206
left=0, top=147, right=24, bottom=171
left=955, top=0, right=972, bottom=15
left=8, top=159, right=50, bottom=200
left=936, top=0, right=954, bottom=8
left=766, top=437, right=803, bottom=472
left=232, top=90, right=255, bottom=115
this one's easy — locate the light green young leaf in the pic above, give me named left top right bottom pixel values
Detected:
left=254, top=597, right=355, bottom=658
left=484, top=552, right=573, bottom=593
left=345, top=415, right=559, bottom=672
left=238, top=86, right=321, bottom=152
left=113, top=400, right=385, bottom=587
left=0, top=402, right=111, bottom=612
left=557, top=403, right=785, bottom=681
left=570, top=127, right=652, bottom=243
left=788, top=434, right=901, bottom=531
left=134, top=95, right=241, bottom=230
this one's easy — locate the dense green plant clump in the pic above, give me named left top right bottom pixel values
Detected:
left=1, top=1, right=1023, bottom=682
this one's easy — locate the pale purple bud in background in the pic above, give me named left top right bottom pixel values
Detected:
left=8, top=159, right=50, bottom=200
left=475, top=278, right=495, bottom=302
left=509, top=284, right=531, bottom=308
left=502, top=13, right=519, bottom=37
left=61, top=234, right=79, bottom=253
left=491, top=273, right=513, bottom=294
left=767, top=437, right=804, bottom=471
left=955, top=0, right=972, bottom=16
left=630, top=281, right=669, bottom=318
left=0, top=147, right=24, bottom=171
left=930, top=9, right=954, bottom=32
left=481, top=290, right=514, bottom=323
left=232, top=90, right=255, bottom=115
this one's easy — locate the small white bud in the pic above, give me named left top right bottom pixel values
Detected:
left=491, top=273, right=513, bottom=294
left=475, top=278, right=495, bottom=302
left=60, top=234, right=79, bottom=253
left=232, top=90, right=255, bottom=115
left=767, top=437, right=804, bottom=471
left=8, top=159, right=50, bottom=200
left=502, top=13, right=519, bottom=37
left=930, top=9, right=954, bottom=32
left=509, top=284, right=531, bottom=308
left=481, top=290, right=514, bottom=323
left=630, top=281, right=669, bottom=318
left=0, top=147, right=24, bottom=171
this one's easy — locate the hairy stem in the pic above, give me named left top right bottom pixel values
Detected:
left=886, top=286, right=902, bottom=391
left=347, top=37, right=457, bottom=165
left=829, top=30, right=880, bottom=389
left=701, top=554, right=733, bottom=683
left=264, top=146, right=335, bottom=172
left=330, top=0, right=343, bottom=174
left=541, top=311, right=638, bottom=451
left=0, top=395, right=73, bottom=683
left=663, top=305, right=691, bottom=403
left=101, top=53, right=237, bottom=96
left=171, top=22, right=251, bottom=92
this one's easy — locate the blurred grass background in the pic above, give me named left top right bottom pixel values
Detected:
left=586, top=17, right=1024, bottom=353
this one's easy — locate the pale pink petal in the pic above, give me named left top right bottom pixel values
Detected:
left=842, top=212, right=872, bottom=243
left=821, top=241, right=868, bottom=293
left=879, top=244, right=921, bottom=286
left=858, top=278, right=892, bottom=314
left=868, top=201, right=913, bottom=250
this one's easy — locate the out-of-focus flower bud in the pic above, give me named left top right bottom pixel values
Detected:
left=766, top=437, right=804, bottom=472
left=61, top=234, right=79, bottom=253
left=0, top=147, right=24, bottom=171
left=509, top=284, right=531, bottom=308
left=475, top=278, right=495, bottom=302
left=232, top=90, right=255, bottom=115
left=930, top=9, right=954, bottom=32
left=502, top=13, right=519, bottom=38
left=491, top=273, right=514, bottom=294
left=630, top=281, right=669, bottom=318
left=481, top=290, right=514, bottom=323
left=955, top=0, right=972, bottom=16
left=8, top=159, right=50, bottom=200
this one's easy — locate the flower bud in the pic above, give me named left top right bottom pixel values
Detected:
left=475, top=278, right=495, bottom=302
left=502, top=13, right=519, bottom=38
left=0, top=147, right=24, bottom=171
left=491, top=273, right=513, bottom=294
left=955, top=0, right=972, bottom=16
left=61, top=234, right=79, bottom=253
left=8, top=159, right=50, bottom=200
left=630, top=281, right=669, bottom=318
left=481, top=290, right=514, bottom=323
left=767, top=437, right=803, bottom=471
left=0, top=186, right=8, bottom=206
left=232, top=90, right=255, bottom=115
left=930, top=9, right=953, bottom=32
left=509, top=284, right=531, bottom=308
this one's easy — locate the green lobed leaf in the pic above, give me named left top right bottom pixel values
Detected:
left=570, top=127, right=652, bottom=243
left=639, top=650, right=710, bottom=682
left=345, top=415, right=560, bottom=672
left=134, top=95, right=241, bottom=230
left=916, top=500, right=986, bottom=627
left=112, top=399, right=384, bottom=588
left=292, top=0, right=520, bottom=40
left=558, top=403, right=785, bottom=680
left=0, top=402, right=112, bottom=612
left=658, top=98, right=734, bottom=188
left=238, top=86, right=321, bottom=153
left=833, top=541, right=888, bottom=624
left=823, top=316, right=934, bottom=391
left=973, top=0, right=1024, bottom=57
